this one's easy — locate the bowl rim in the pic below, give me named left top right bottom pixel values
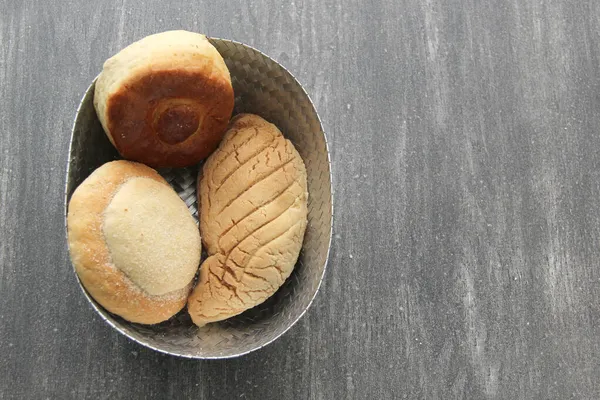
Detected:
left=63, top=36, right=334, bottom=359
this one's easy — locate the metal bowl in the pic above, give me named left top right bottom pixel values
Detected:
left=64, top=38, right=332, bottom=359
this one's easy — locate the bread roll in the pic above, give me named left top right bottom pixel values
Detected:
left=67, top=160, right=201, bottom=324
left=188, top=114, right=308, bottom=326
left=94, top=30, right=234, bottom=168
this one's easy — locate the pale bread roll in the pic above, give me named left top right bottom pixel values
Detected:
left=67, top=160, right=201, bottom=324
left=188, top=114, right=308, bottom=326
left=94, top=30, right=234, bottom=168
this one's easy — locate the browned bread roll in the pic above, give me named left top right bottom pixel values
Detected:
left=187, top=114, right=308, bottom=326
left=67, top=160, right=201, bottom=324
left=93, top=31, right=234, bottom=168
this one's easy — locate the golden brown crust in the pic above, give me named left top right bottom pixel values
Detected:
left=187, top=114, right=308, bottom=326
left=67, top=160, right=195, bottom=324
left=105, top=68, right=233, bottom=167
left=94, top=31, right=234, bottom=168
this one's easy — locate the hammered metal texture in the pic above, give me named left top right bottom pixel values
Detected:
left=64, top=38, right=332, bottom=358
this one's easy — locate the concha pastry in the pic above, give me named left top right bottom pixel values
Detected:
left=67, top=160, right=201, bottom=324
left=188, top=114, right=308, bottom=326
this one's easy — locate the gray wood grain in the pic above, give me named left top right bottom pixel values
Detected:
left=2, top=0, right=600, bottom=398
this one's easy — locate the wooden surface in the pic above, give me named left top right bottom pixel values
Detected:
left=1, top=1, right=600, bottom=398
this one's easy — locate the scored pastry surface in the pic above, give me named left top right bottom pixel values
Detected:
left=188, top=114, right=308, bottom=326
